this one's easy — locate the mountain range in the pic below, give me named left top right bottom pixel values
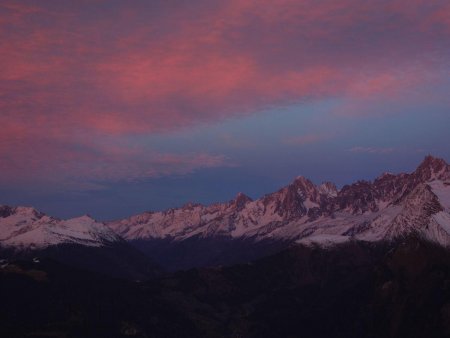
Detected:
left=109, top=155, right=450, bottom=245
left=1, top=155, right=449, bottom=273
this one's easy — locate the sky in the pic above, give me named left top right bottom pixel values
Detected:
left=1, top=0, right=449, bottom=220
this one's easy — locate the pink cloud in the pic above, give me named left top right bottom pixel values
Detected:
left=0, top=134, right=231, bottom=187
left=0, top=0, right=449, bottom=186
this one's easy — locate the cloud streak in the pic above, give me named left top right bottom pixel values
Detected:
left=348, top=147, right=396, bottom=154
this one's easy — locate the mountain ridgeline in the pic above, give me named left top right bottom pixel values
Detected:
left=0, top=155, right=449, bottom=272
left=108, top=155, right=450, bottom=270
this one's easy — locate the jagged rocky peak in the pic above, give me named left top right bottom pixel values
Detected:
left=261, top=177, right=316, bottom=219
left=380, top=172, right=395, bottom=178
left=414, top=155, right=449, bottom=181
left=374, top=172, right=396, bottom=183
left=233, top=192, right=253, bottom=209
left=289, top=176, right=320, bottom=200
left=292, top=175, right=316, bottom=189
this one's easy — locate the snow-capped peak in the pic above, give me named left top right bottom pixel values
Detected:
left=414, top=155, right=449, bottom=181
left=0, top=207, right=120, bottom=249
left=233, top=192, right=253, bottom=209
left=0, top=206, right=44, bottom=220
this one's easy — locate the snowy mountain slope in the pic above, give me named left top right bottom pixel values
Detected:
left=107, top=156, right=450, bottom=247
left=108, top=176, right=338, bottom=241
left=0, top=206, right=120, bottom=249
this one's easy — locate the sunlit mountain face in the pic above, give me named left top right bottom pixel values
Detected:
left=1, top=0, right=449, bottom=220
left=1, top=1, right=450, bottom=337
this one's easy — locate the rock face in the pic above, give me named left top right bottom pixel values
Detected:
left=107, top=156, right=450, bottom=247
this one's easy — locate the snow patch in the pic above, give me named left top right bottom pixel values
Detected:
left=433, top=212, right=450, bottom=235
left=303, top=199, right=319, bottom=209
left=429, top=180, right=450, bottom=210
left=296, top=234, right=350, bottom=247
